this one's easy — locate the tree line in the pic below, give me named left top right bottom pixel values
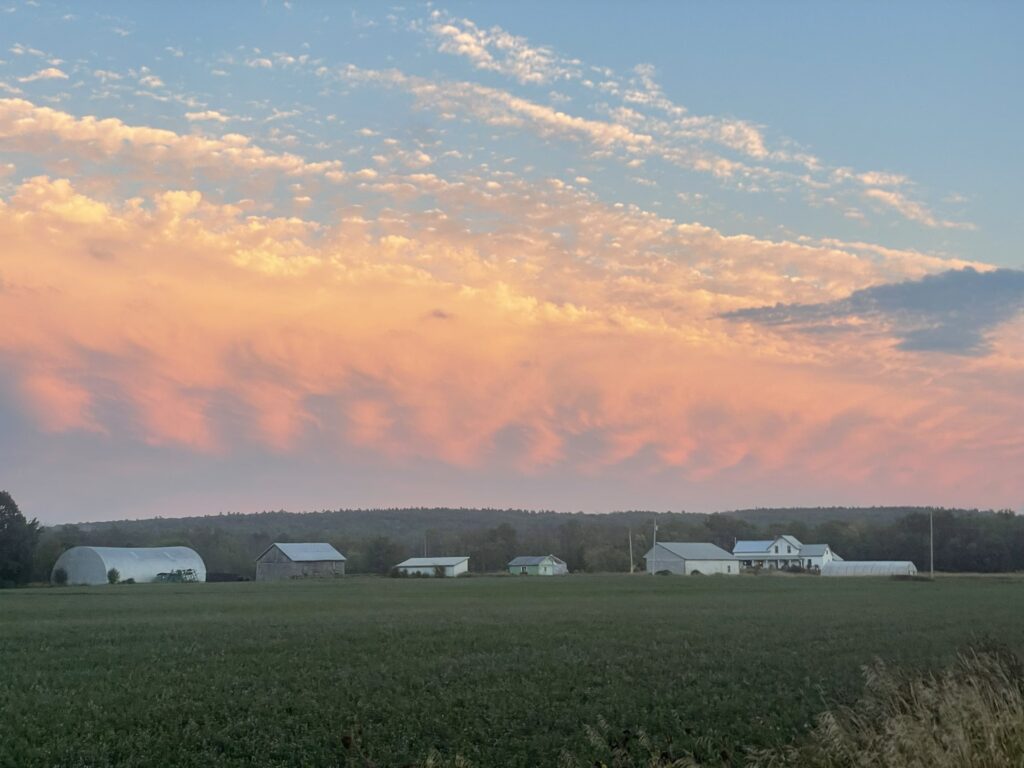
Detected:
left=1, top=492, right=1022, bottom=585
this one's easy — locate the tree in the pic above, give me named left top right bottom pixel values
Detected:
left=107, top=568, right=120, bottom=584
left=0, top=491, right=41, bottom=587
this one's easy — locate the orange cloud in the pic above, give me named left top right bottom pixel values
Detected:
left=0, top=175, right=1018, bottom=506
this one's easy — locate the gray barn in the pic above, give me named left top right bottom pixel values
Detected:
left=255, top=542, right=346, bottom=581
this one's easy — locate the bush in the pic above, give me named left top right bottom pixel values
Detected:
left=52, top=567, right=68, bottom=586
left=107, top=568, right=120, bottom=584
left=655, top=569, right=673, bottom=576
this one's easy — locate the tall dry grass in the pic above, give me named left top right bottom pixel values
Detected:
left=749, top=644, right=1024, bottom=768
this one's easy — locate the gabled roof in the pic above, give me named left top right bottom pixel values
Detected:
left=396, top=556, right=469, bottom=568
left=647, top=542, right=735, bottom=561
left=774, top=535, right=803, bottom=549
left=800, top=544, right=831, bottom=557
left=508, top=555, right=565, bottom=567
left=261, top=542, right=346, bottom=562
left=733, top=540, right=773, bottom=554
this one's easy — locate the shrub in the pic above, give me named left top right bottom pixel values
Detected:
left=107, top=568, right=120, bottom=584
left=655, top=569, right=673, bottom=576
left=52, top=567, right=68, bottom=586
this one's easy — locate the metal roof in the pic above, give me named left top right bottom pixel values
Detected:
left=800, top=544, right=831, bottom=557
left=776, top=535, right=803, bottom=549
left=507, top=555, right=565, bottom=567
left=264, top=542, right=346, bottom=562
left=396, top=556, right=469, bottom=568
left=733, top=540, right=773, bottom=553
left=647, top=542, right=736, bottom=560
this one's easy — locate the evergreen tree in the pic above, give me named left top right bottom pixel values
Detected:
left=0, top=491, right=41, bottom=587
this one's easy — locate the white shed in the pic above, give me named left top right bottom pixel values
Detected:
left=643, top=542, right=739, bottom=575
left=821, top=560, right=918, bottom=577
left=394, top=556, right=469, bottom=577
left=51, top=546, right=207, bottom=585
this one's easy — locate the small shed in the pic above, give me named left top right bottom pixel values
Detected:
left=821, top=560, right=917, bottom=577
left=643, top=542, right=739, bottom=575
left=394, top=556, right=469, bottom=577
left=51, top=546, right=207, bottom=585
left=507, top=555, right=569, bottom=576
left=255, top=542, right=346, bottom=581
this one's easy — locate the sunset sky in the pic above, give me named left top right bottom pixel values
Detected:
left=2, top=2, right=1022, bottom=524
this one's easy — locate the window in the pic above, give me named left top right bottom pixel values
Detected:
left=787, top=545, right=792, bottom=553
left=521, top=566, right=527, bottom=574
left=727, top=565, right=731, bottom=573
left=774, top=545, right=779, bottom=553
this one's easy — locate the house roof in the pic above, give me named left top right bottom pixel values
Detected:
left=261, top=542, right=346, bottom=562
left=733, top=540, right=773, bottom=554
left=508, top=555, right=565, bottom=567
left=800, top=544, right=831, bottom=557
left=775, top=535, right=803, bottom=549
left=396, top=556, right=469, bottom=568
left=647, top=542, right=735, bottom=561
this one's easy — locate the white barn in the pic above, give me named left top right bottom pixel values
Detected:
left=643, top=542, right=739, bottom=575
left=51, top=546, right=207, bottom=585
left=394, top=556, right=469, bottom=577
left=821, top=561, right=917, bottom=577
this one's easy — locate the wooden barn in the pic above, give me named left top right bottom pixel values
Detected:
left=255, top=542, right=346, bottom=582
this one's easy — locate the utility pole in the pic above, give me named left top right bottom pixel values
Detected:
left=930, top=509, right=934, bottom=580
left=628, top=527, right=634, bottom=574
left=651, top=516, right=658, bottom=575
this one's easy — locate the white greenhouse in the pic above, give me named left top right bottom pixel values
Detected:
left=51, top=546, right=207, bottom=585
left=820, top=560, right=917, bottom=577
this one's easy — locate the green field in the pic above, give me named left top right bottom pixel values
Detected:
left=1, top=575, right=1022, bottom=767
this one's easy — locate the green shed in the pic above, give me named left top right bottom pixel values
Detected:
left=507, top=555, right=569, bottom=576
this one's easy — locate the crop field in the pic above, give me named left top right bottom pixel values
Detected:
left=2, top=575, right=1023, bottom=767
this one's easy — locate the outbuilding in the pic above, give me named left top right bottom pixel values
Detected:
left=643, top=542, right=739, bottom=575
left=821, top=561, right=918, bottom=577
left=507, top=555, right=569, bottom=576
left=51, top=546, right=207, bottom=585
left=394, top=556, right=469, bottom=577
left=255, top=542, right=346, bottom=581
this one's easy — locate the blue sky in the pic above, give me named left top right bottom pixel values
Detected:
left=1, top=2, right=1022, bottom=522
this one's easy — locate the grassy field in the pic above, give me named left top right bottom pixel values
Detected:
left=1, top=575, right=1023, bottom=767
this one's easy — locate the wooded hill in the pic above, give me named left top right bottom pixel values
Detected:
left=31, top=505, right=1022, bottom=580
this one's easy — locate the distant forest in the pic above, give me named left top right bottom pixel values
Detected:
left=31, top=505, right=1024, bottom=580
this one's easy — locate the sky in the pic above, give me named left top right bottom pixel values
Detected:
left=1, top=2, right=1022, bottom=524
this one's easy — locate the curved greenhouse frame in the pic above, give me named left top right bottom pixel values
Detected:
left=820, top=560, right=917, bottom=577
left=51, top=546, right=207, bottom=585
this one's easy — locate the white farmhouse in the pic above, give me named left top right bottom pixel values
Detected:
left=799, top=544, right=840, bottom=570
left=733, top=535, right=804, bottom=569
left=643, top=542, right=739, bottom=575
left=733, top=536, right=841, bottom=570
left=394, top=556, right=469, bottom=577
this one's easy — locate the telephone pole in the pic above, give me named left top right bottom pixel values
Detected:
left=628, top=527, right=634, bottom=574
left=651, top=516, right=658, bottom=575
left=930, top=509, right=934, bottom=580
